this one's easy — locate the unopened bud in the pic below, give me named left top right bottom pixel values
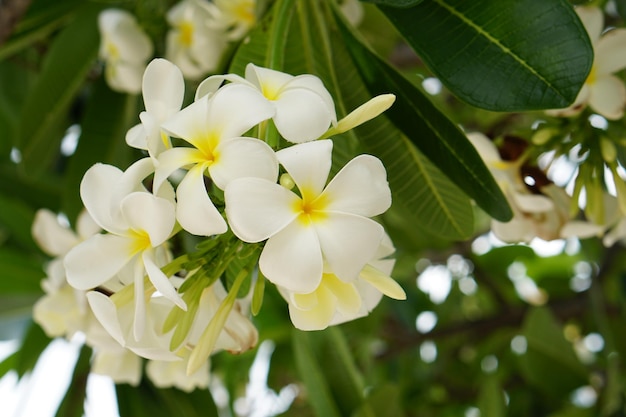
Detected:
left=600, top=137, right=617, bottom=163
left=531, top=128, right=558, bottom=146
left=280, top=173, right=295, bottom=190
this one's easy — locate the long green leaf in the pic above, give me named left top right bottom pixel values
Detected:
left=0, top=193, right=38, bottom=251
left=361, top=0, right=423, bottom=6
left=335, top=9, right=512, bottom=222
left=292, top=330, right=342, bottom=417
left=379, top=0, right=593, bottom=111
left=54, top=344, right=92, bottom=417
left=17, top=3, right=102, bottom=175
left=0, top=249, right=44, bottom=294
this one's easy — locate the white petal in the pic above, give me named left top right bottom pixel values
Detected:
left=225, top=178, right=299, bottom=242
left=260, top=221, right=323, bottom=293
left=112, top=157, right=155, bottom=206
left=133, top=261, right=147, bottom=341
left=105, top=62, right=144, bottom=94
left=576, top=6, right=603, bottom=43
left=561, top=221, right=604, bottom=239
left=276, top=139, right=333, bottom=198
left=546, top=84, right=590, bottom=117
left=142, top=250, right=186, bottom=310
left=359, top=264, right=406, bottom=300
left=154, top=147, right=205, bottom=192
left=80, top=163, right=123, bottom=232
left=209, top=137, right=278, bottom=189
left=322, top=154, right=391, bottom=217
left=315, top=213, right=384, bottom=282
left=120, top=192, right=175, bottom=246
left=273, top=87, right=334, bottom=143
left=76, top=209, right=102, bottom=241
left=142, top=58, right=185, bottom=118
left=176, top=165, right=228, bottom=236
left=205, top=83, right=274, bottom=139
left=512, top=192, right=554, bottom=213
left=492, top=217, right=533, bottom=243
left=325, top=274, right=361, bottom=316
left=126, top=123, right=148, bottom=150
left=332, top=94, right=395, bottom=135
left=595, top=29, right=626, bottom=75
left=32, top=209, right=78, bottom=256
left=466, top=132, right=502, bottom=165
left=87, top=291, right=126, bottom=345
left=65, top=234, right=135, bottom=290
left=195, top=73, right=248, bottom=100
left=589, top=75, right=626, bottom=120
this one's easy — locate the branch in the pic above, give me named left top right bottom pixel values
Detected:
left=0, top=0, right=32, bottom=45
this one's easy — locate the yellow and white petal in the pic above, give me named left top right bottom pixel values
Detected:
left=162, top=96, right=211, bottom=150
left=65, top=234, right=135, bottom=290
left=260, top=221, right=323, bottom=293
left=176, top=165, right=228, bottom=236
left=195, top=73, right=248, bottom=100
left=545, top=84, right=590, bottom=117
left=154, top=147, right=205, bottom=192
left=325, top=274, right=362, bottom=316
left=322, top=154, right=391, bottom=217
left=330, top=94, right=395, bottom=135
left=225, top=177, right=300, bottom=242
left=288, top=285, right=336, bottom=331
left=92, top=350, right=142, bottom=386
left=511, top=192, right=554, bottom=213
left=588, top=75, right=626, bottom=120
left=276, top=139, right=333, bottom=198
left=315, top=213, right=384, bottom=283
left=120, top=192, right=176, bottom=247
left=209, top=137, right=278, bottom=189
left=245, top=63, right=294, bottom=95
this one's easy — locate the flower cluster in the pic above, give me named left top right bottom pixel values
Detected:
left=34, top=58, right=404, bottom=379
left=97, top=0, right=258, bottom=93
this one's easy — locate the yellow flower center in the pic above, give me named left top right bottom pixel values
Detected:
left=586, top=64, right=597, bottom=86
left=129, top=230, right=152, bottom=255
left=233, top=2, right=255, bottom=26
left=178, top=22, right=194, bottom=47
left=295, top=187, right=328, bottom=224
left=105, top=40, right=120, bottom=60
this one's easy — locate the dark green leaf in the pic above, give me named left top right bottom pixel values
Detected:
left=55, top=344, right=92, bottom=417
left=335, top=10, right=512, bottom=222
left=478, top=375, right=506, bottom=417
left=379, top=0, right=593, bottom=111
left=17, top=3, right=102, bottom=175
left=292, top=330, right=342, bottom=417
left=519, top=307, right=588, bottom=397
left=117, top=380, right=218, bottom=417
left=0, top=249, right=44, bottom=294
left=15, top=321, right=51, bottom=377
left=0, top=193, right=38, bottom=251
left=0, top=60, right=36, bottom=160
left=62, top=78, right=139, bottom=221
left=360, top=0, right=423, bottom=7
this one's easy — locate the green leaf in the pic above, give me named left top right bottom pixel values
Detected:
left=0, top=249, right=45, bottom=294
left=116, top=381, right=218, bottom=417
left=519, top=307, right=588, bottom=397
left=379, top=0, right=593, bottom=111
left=15, top=321, right=51, bottom=377
left=17, top=3, right=101, bottom=175
left=352, top=383, right=406, bottom=417
left=62, top=78, right=139, bottom=222
left=292, top=330, right=342, bottom=417
left=335, top=9, right=512, bottom=222
left=0, top=60, right=36, bottom=160
left=360, top=0, right=423, bottom=7
left=0, top=193, right=38, bottom=251
left=54, top=344, right=92, bottom=417
left=478, top=375, right=506, bottom=417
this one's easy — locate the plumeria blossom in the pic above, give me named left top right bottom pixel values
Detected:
left=225, top=139, right=391, bottom=294
left=98, top=9, right=153, bottom=94
left=205, top=0, right=257, bottom=41
left=155, top=82, right=277, bottom=236
left=165, top=0, right=227, bottom=80
left=547, top=6, right=626, bottom=119
left=468, top=132, right=602, bottom=242
left=278, top=234, right=404, bottom=331
left=126, top=58, right=185, bottom=160
left=196, top=63, right=337, bottom=143
left=65, top=159, right=185, bottom=340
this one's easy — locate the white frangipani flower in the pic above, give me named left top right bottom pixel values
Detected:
left=98, top=9, right=153, bottom=94
left=65, top=159, right=185, bottom=340
left=467, top=132, right=602, bottom=242
left=205, top=0, right=256, bottom=40
left=126, top=58, right=185, bottom=160
left=165, top=0, right=227, bottom=80
left=196, top=63, right=337, bottom=143
left=547, top=6, right=626, bottom=119
left=278, top=234, right=404, bottom=331
left=155, top=82, right=277, bottom=236
left=225, top=139, right=391, bottom=294
left=146, top=356, right=209, bottom=392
